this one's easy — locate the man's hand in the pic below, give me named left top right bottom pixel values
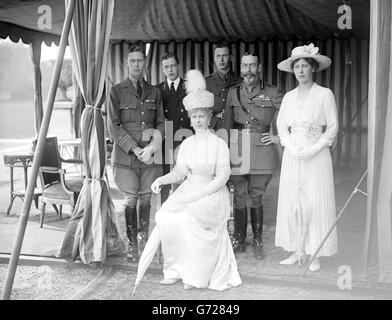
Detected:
left=132, top=146, right=143, bottom=157
left=138, top=145, right=155, bottom=163
left=260, top=133, right=280, bottom=145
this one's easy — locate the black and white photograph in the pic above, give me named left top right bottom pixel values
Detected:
left=0, top=0, right=391, bottom=308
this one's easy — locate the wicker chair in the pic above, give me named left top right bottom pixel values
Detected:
left=32, top=137, right=84, bottom=228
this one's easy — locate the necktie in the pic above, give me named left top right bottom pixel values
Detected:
left=136, top=80, right=143, bottom=97
left=170, top=81, right=175, bottom=93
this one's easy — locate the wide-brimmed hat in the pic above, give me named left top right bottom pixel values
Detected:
left=183, top=69, right=214, bottom=111
left=277, top=43, right=331, bottom=73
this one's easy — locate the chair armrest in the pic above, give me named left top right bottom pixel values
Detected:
left=61, top=158, right=83, bottom=164
left=39, top=166, right=66, bottom=174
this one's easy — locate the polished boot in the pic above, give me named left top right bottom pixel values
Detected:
left=232, top=208, right=247, bottom=253
left=251, top=206, right=265, bottom=260
left=125, top=206, right=138, bottom=262
left=138, top=204, right=151, bottom=253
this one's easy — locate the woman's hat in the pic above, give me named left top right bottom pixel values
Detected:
left=182, top=69, right=214, bottom=111
left=277, top=43, right=331, bottom=73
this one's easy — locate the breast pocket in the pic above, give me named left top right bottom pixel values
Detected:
left=145, top=103, right=157, bottom=122
left=119, top=102, right=137, bottom=122
left=233, top=105, right=246, bottom=123
left=253, top=100, right=276, bottom=124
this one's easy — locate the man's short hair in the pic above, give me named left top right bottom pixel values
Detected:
left=161, top=52, right=179, bottom=64
left=241, top=51, right=260, bottom=64
left=128, top=44, right=145, bottom=57
left=214, top=41, right=231, bottom=55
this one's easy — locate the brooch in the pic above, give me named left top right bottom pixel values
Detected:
left=305, top=124, right=321, bottom=139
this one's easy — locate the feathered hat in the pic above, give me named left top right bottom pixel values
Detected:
left=277, top=43, right=331, bottom=73
left=182, top=69, right=214, bottom=111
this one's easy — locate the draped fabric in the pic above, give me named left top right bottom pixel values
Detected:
left=71, top=72, right=83, bottom=138
left=0, top=0, right=370, bottom=45
left=58, top=0, right=124, bottom=264
left=364, top=0, right=392, bottom=283
left=29, top=41, right=43, bottom=136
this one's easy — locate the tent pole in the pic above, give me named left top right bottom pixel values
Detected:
left=1, top=0, right=76, bottom=300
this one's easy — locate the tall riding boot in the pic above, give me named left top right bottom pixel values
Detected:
left=138, top=204, right=151, bottom=253
left=125, top=206, right=138, bottom=262
left=232, top=208, right=247, bottom=253
left=251, top=206, right=265, bottom=260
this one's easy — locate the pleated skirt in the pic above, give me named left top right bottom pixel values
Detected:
left=275, top=147, right=338, bottom=257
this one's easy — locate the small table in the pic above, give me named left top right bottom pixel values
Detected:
left=3, top=153, right=42, bottom=215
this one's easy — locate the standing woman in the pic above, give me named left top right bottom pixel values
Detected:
left=275, top=44, right=339, bottom=272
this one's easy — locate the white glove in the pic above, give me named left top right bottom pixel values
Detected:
left=281, top=136, right=302, bottom=158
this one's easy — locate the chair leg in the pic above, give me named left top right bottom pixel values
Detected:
left=59, top=205, right=63, bottom=219
left=52, top=204, right=59, bottom=215
left=40, top=202, right=46, bottom=228
left=33, top=195, right=39, bottom=209
left=6, top=195, right=16, bottom=215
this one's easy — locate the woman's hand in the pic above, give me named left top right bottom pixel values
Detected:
left=151, top=178, right=162, bottom=194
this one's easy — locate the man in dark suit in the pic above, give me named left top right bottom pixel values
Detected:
left=206, top=41, right=242, bottom=131
left=107, top=44, right=165, bottom=262
left=156, top=52, right=192, bottom=203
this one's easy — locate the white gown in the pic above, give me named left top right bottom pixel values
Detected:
left=155, top=130, right=242, bottom=291
left=275, top=83, right=338, bottom=257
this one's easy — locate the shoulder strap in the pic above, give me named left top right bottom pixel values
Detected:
left=236, top=86, right=262, bottom=126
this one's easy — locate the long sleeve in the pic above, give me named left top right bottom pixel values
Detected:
left=276, top=94, right=290, bottom=146
left=318, top=88, right=339, bottom=147
left=157, top=140, right=188, bottom=185
left=190, top=140, right=231, bottom=201
left=107, top=86, right=138, bottom=153
left=223, top=90, right=234, bottom=141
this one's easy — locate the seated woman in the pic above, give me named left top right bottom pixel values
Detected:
left=149, top=69, right=242, bottom=291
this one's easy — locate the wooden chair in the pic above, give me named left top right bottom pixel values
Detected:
left=32, top=137, right=84, bottom=228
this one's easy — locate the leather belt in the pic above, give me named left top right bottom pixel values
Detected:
left=233, top=122, right=270, bottom=133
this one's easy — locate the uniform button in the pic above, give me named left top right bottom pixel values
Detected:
left=141, top=112, right=144, bottom=115
left=142, top=121, right=145, bottom=124
left=180, top=118, right=183, bottom=121
left=165, top=109, right=168, bottom=112
left=180, top=109, right=183, bottom=112
left=141, top=102, right=143, bottom=105
left=222, top=98, right=225, bottom=102
left=223, top=88, right=225, bottom=91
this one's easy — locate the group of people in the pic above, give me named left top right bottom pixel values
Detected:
left=107, top=41, right=339, bottom=291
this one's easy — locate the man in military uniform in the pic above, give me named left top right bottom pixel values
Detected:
left=206, top=41, right=242, bottom=131
left=224, top=51, right=283, bottom=260
left=107, top=44, right=165, bottom=262
left=156, top=52, right=192, bottom=203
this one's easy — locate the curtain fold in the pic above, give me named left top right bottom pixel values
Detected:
left=364, top=0, right=392, bottom=283
left=29, top=41, right=43, bottom=136
left=58, top=0, right=124, bottom=264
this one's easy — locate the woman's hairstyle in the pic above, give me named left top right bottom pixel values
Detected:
left=290, top=57, right=319, bottom=71
left=187, top=107, right=213, bottom=118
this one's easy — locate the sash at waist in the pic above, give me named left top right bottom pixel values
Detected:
left=289, top=125, right=324, bottom=138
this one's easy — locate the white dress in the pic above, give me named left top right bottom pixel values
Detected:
left=155, top=130, right=242, bottom=291
left=275, top=83, right=339, bottom=257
